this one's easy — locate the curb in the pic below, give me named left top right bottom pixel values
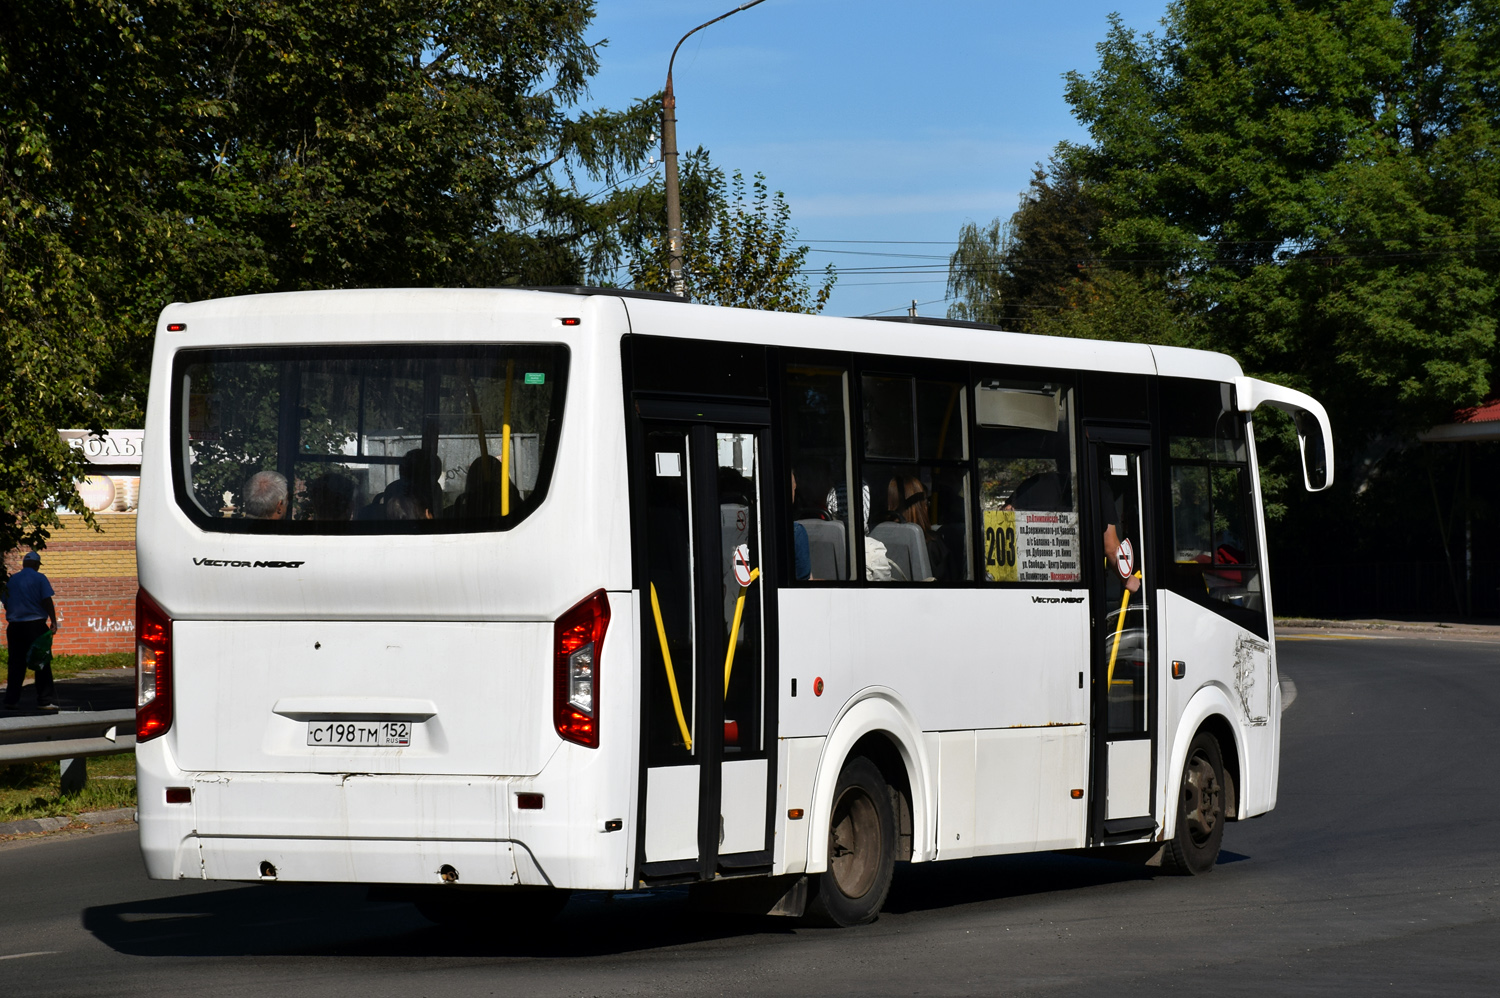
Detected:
left=0, top=807, right=136, bottom=838
left=1277, top=617, right=1500, bottom=638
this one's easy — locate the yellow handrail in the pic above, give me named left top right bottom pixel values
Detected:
left=1106, top=571, right=1142, bottom=688
left=500, top=359, right=514, bottom=515
left=649, top=583, right=693, bottom=751
left=723, top=567, right=761, bottom=697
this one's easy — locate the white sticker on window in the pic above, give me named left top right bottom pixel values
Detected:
left=1110, top=454, right=1129, bottom=476
left=655, top=452, right=682, bottom=477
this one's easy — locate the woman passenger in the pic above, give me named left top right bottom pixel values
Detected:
left=887, top=475, right=950, bottom=581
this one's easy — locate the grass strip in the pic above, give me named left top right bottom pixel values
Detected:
left=0, top=648, right=133, bottom=681
left=0, top=753, right=136, bottom=823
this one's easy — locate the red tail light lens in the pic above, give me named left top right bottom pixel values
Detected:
left=554, top=589, right=609, bottom=748
left=136, top=588, right=173, bottom=742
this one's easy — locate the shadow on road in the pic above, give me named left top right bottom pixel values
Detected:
left=882, top=849, right=1158, bottom=915
left=81, top=850, right=1181, bottom=958
left=82, top=883, right=788, bottom=958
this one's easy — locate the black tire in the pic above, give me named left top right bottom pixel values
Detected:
left=415, top=886, right=571, bottom=928
left=803, top=756, right=896, bottom=927
left=1162, top=730, right=1227, bottom=876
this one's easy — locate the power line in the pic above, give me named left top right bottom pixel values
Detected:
left=835, top=279, right=949, bottom=287
left=803, top=248, right=953, bottom=260
left=860, top=295, right=952, bottom=317
left=803, top=239, right=960, bottom=245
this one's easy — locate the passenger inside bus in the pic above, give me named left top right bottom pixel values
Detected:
left=304, top=473, right=356, bottom=521
left=362, top=448, right=442, bottom=520
left=1098, top=467, right=1142, bottom=595
left=451, top=454, right=530, bottom=519
left=878, top=475, right=947, bottom=582
left=384, top=493, right=432, bottom=520
left=1005, top=470, right=1068, bottom=511
left=243, top=470, right=288, bottom=520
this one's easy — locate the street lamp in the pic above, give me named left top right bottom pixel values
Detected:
left=662, top=0, right=767, bottom=299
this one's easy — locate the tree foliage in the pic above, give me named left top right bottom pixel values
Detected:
left=1, top=0, right=655, bottom=557
left=947, top=158, right=1189, bottom=344
left=952, top=0, right=1500, bottom=447
left=627, top=148, right=836, bottom=313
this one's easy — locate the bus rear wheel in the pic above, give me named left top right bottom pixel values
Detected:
left=1163, top=730, right=1226, bottom=876
left=804, top=756, right=895, bottom=927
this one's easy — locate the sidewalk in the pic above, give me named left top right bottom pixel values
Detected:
left=4, top=666, right=134, bottom=716
left=1277, top=617, right=1500, bottom=641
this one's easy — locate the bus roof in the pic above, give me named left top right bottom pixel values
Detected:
left=157, top=287, right=1244, bottom=384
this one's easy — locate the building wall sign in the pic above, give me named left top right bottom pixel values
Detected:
left=76, top=476, right=119, bottom=512
left=59, top=429, right=144, bottom=465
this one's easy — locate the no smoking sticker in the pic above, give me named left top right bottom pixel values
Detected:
left=733, top=543, right=754, bottom=587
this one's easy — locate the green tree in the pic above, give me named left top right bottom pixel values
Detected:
left=953, top=1, right=1500, bottom=443
left=1062, top=0, right=1500, bottom=438
left=948, top=157, right=1192, bottom=346
left=949, top=158, right=1102, bottom=330
left=1, top=0, right=655, bottom=558
left=0, top=225, right=105, bottom=567
left=626, top=148, right=836, bottom=312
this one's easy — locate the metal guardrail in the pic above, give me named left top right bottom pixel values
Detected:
left=0, top=709, right=136, bottom=765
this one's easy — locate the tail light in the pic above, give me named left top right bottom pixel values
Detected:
left=554, top=589, right=610, bottom=748
left=136, top=588, right=173, bottom=742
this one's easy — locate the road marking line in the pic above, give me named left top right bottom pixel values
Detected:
left=0, top=951, right=59, bottom=961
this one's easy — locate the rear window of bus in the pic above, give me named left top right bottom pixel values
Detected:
left=172, top=345, right=569, bottom=533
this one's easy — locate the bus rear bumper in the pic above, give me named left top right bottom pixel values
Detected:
left=137, top=739, right=634, bottom=890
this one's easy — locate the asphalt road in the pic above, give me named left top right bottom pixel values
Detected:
left=3, top=634, right=1496, bottom=996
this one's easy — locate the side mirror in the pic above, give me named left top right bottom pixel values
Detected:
left=1295, top=411, right=1328, bottom=491
left=1235, top=377, right=1335, bottom=492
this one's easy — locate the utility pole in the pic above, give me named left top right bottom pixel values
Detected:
left=662, top=0, right=767, bottom=299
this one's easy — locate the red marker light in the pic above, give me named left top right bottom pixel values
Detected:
left=813, top=677, right=824, bottom=697
left=166, top=322, right=187, bottom=332
left=560, top=317, right=581, bottom=326
left=516, top=793, right=544, bottom=810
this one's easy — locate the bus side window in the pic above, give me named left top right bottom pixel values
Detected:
left=1161, top=379, right=1267, bottom=636
left=859, top=374, right=973, bottom=583
left=781, top=361, right=855, bottom=581
left=973, top=377, right=1083, bottom=585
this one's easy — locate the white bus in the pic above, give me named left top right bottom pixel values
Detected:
left=135, top=288, right=1332, bottom=926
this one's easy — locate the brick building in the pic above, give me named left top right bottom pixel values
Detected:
left=2, top=430, right=141, bottom=656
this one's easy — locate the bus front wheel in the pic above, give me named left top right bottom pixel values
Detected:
left=1163, top=730, right=1226, bottom=876
left=804, top=756, right=896, bottom=927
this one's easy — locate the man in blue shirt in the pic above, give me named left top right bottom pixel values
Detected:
left=3, top=551, right=58, bottom=710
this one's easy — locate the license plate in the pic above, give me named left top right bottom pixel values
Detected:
left=306, top=720, right=412, bottom=747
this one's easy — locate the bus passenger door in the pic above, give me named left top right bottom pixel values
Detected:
left=635, top=414, right=776, bottom=881
left=1085, top=428, right=1158, bottom=841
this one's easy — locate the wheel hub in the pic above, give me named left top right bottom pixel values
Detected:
left=1182, top=752, right=1222, bottom=844
left=828, top=786, right=881, bottom=899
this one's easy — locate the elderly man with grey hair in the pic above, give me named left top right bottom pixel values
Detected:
left=244, top=470, right=289, bottom=519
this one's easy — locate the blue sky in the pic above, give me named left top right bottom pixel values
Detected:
left=583, top=0, right=1170, bottom=318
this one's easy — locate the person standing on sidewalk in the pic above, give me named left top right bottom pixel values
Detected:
left=2, top=551, right=58, bottom=710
